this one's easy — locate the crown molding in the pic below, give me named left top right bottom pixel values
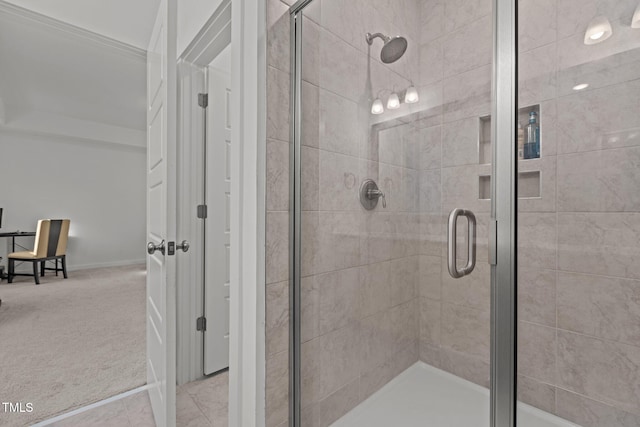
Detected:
left=0, top=125, right=146, bottom=153
left=0, top=0, right=146, bottom=60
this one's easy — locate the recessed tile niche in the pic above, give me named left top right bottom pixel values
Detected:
left=478, top=171, right=541, bottom=200
left=479, top=116, right=492, bottom=165
left=478, top=104, right=542, bottom=200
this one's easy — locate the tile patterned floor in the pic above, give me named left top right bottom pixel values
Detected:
left=45, top=371, right=229, bottom=427
left=177, top=370, right=229, bottom=427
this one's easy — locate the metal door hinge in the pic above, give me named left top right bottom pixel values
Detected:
left=196, top=316, right=207, bottom=331
left=198, top=93, right=208, bottom=108
left=489, top=219, right=497, bottom=266
left=197, top=204, right=207, bottom=219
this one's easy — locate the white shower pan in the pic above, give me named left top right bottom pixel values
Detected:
left=332, top=362, right=580, bottom=427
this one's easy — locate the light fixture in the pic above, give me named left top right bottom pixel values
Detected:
left=584, top=16, right=613, bottom=45
left=632, top=2, right=640, bottom=29
left=405, top=85, right=419, bottom=104
left=387, top=92, right=400, bottom=109
left=590, top=30, right=605, bottom=40
left=371, top=98, right=384, bottom=115
left=572, top=83, right=589, bottom=91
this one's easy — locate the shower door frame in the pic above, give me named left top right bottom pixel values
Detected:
left=490, top=0, right=518, bottom=425
left=287, top=0, right=518, bottom=426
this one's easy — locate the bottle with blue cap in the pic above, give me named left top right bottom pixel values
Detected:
left=525, top=111, right=540, bottom=159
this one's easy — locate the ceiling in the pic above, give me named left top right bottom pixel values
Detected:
left=2, top=0, right=159, bottom=50
left=0, top=0, right=230, bottom=143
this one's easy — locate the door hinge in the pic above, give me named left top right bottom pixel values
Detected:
left=198, top=93, right=208, bottom=108
left=489, top=219, right=497, bottom=266
left=196, top=316, right=207, bottom=332
left=197, top=204, right=207, bottom=219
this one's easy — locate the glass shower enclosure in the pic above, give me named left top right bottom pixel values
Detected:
left=287, top=0, right=640, bottom=426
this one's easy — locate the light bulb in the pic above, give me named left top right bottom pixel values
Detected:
left=387, top=92, right=400, bottom=109
left=404, top=85, right=419, bottom=104
left=584, top=16, right=613, bottom=45
left=589, top=31, right=605, bottom=40
left=572, top=83, right=589, bottom=91
left=371, top=98, right=384, bottom=115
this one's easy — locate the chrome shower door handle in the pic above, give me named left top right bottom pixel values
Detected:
left=447, top=208, right=477, bottom=279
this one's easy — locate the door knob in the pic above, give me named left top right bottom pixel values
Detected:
left=177, top=240, right=190, bottom=252
left=147, top=240, right=165, bottom=255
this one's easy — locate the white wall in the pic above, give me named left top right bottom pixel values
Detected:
left=0, top=132, right=146, bottom=270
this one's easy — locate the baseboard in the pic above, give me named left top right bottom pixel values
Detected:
left=31, top=384, right=150, bottom=427
left=66, top=259, right=146, bottom=271
left=3, top=259, right=145, bottom=277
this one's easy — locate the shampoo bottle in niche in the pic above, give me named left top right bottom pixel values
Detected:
left=525, top=111, right=540, bottom=159
left=517, top=122, right=524, bottom=160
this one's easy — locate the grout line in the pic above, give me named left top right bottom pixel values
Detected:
left=553, top=384, right=638, bottom=414
left=189, top=393, right=215, bottom=426
left=555, top=141, right=640, bottom=158
left=554, top=29, right=560, bottom=412
left=519, top=319, right=557, bottom=331
left=555, top=268, right=640, bottom=283
left=31, top=385, right=151, bottom=427
left=554, top=326, right=640, bottom=349
left=518, top=372, right=556, bottom=388
left=267, top=135, right=292, bottom=145
left=556, top=210, right=640, bottom=214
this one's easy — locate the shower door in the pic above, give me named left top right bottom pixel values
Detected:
left=286, top=0, right=640, bottom=425
left=288, top=0, right=516, bottom=425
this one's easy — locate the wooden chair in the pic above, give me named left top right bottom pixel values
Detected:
left=7, top=219, right=70, bottom=285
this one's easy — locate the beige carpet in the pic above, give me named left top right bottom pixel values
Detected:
left=0, top=264, right=147, bottom=427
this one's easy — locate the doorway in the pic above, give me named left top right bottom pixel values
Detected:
left=204, top=46, right=233, bottom=376
left=0, top=2, right=150, bottom=425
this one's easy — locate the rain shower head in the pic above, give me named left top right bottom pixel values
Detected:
left=366, top=32, right=408, bottom=63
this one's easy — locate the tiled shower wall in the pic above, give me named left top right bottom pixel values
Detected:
left=416, top=0, right=640, bottom=426
left=517, top=0, right=640, bottom=424
left=265, top=0, right=640, bottom=427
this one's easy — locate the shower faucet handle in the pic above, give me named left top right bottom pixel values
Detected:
left=360, top=179, right=386, bottom=210
left=367, top=188, right=386, bottom=208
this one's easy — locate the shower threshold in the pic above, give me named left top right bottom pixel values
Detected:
left=331, top=362, right=580, bottom=427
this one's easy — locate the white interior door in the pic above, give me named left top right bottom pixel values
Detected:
left=204, top=66, right=232, bottom=375
left=146, top=0, right=177, bottom=425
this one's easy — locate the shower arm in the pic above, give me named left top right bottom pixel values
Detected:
left=366, top=32, right=391, bottom=45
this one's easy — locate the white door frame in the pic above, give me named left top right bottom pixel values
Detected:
left=229, top=0, right=266, bottom=425
left=176, top=0, right=266, bottom=425
left=176, top=59, right=205, bottom=384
